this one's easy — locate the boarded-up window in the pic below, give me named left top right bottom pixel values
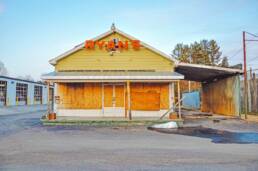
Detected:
left=58, top=83, right=102, bottom=109
left=130, top=83, right=169, bottom=111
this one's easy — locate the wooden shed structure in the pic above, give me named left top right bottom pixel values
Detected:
left=42, top=24, right=242, bottom=119
left=176, top=62, right=242, bottom=116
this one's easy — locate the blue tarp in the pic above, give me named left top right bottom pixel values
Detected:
left=182, top=91, right=200, bottom=109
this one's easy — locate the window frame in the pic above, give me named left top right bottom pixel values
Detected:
left=16, top=83, right=28, bottom=102
left=34, top=85, right=43, bottom=103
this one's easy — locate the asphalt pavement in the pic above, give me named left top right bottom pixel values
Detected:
left=0, top=106, right=258, bottom=171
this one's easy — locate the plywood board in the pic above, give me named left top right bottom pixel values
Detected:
left=58, top=83, right=102, bottom=109
left=201, top=76, right=240, bottom=116
left=115, top=85, right=125, bottom=107
left=130, top=83, right=169, bottom=110
left=104, top=85, right=113, bottom=107
left=131, top=91, right=160, bottom=111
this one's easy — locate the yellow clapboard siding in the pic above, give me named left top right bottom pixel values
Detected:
left=55, top=33, right=174, bottom=72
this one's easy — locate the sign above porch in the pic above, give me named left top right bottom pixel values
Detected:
left=84, top=39, right=141, bottom=51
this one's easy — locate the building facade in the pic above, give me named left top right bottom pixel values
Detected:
left=42, top=25, right=184, bottom=118
left=0, top=75, right=53, bottom=107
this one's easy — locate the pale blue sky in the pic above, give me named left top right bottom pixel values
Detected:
left=1, top=0, right=258, bottom=80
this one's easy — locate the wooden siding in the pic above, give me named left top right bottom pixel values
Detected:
left=57, top=82, right=169, bottom=111
left=130, top=83, right=169, bottom=111
left=131, top=91, right=160, bottom=110
left=104, top=85, right=113, bottom=107
left=58, top=83, right=102, bottom=109
left=201, top=76, right=240, bottom=116
left=115, top=85, right=125, bottom=107
left=104, top=84, right=125, bottom=107
left=55, top=33, right=174, bottom=72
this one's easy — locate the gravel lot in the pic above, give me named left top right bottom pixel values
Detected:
left=0, top=107, right=258, bottom=171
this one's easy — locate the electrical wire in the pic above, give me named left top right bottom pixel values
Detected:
left=245, top=31, right=258, bottom=38
left=248, top=56, right=258, bottom=62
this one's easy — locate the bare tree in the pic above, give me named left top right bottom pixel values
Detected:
left=18, top=75, right=34, bottom=81
left=0, top=60, right=8, bottom=76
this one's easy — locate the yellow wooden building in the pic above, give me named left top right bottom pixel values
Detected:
left=42, top=24, right=185, bottom=119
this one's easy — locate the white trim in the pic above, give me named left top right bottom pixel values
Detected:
left=41, top=79, right=181, bottom=83
left=103, top=107, right=125, bottom=117
left=41, top=75, right=184, bottom=81
left=57, top=109, right=103, bottom=117
left=54, top=83, right=58, bottom=113
left=132, top=110, right=168, bottom=118
left=57, top=109, right=168, bottom=118
left=49, top=27, right=178, bottom=65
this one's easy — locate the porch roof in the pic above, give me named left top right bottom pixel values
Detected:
left=41, top=71, right=184, bottom=82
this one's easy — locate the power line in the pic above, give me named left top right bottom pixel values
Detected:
left=228, top=48, right=242, bottom=60
left=248, top=56, right=258, bottom=62
left=227, top=40, right=254, bottom=60
left=245, top=31, right=258, bottom=38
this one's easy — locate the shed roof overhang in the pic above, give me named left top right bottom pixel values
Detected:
left=41, top=71, right=184, bottom=83
left=175, top=62, right=243, bottom=82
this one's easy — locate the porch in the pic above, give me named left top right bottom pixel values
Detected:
left=42, top=71, right=184, bottom=120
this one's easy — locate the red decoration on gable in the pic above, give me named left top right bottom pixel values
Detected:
left=131, top=40, right=140, bottom=50
left=85, top=40, right=94, bottom=49
left=96, top=41, right=105, bottom=49
left=84, top=39, right=140, bottom=51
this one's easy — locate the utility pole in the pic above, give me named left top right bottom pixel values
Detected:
left=243, top=31, right=258, bottom=119
left=243, top=31, right=248, bottom=119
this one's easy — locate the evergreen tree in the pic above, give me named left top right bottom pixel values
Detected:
left=172, top=43, right=191, bottom=62
left=220, top=56, right=229, bottom=67
left=209, top=40, right=222, bottom=66
left=172, top=39, right=227, bottom=67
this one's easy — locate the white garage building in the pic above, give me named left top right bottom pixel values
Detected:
left=0, top=75, right=53, bottom=107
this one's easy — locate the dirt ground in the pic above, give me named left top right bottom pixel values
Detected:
left=0, top=109, right=258, bottom=171
left=246, top=114, right=258, bottom=123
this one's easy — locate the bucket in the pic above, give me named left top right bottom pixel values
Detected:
left=48, top=113, right=56, bottom=120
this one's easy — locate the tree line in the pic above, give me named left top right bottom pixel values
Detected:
left=172, top=39, right=229, bottom=67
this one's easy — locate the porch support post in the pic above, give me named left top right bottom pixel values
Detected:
left=101, top=83, right=104, bottom=116
left=47, top=82, right=51, bottom=114
left=169, top=82, right=175, bottom=112
left=177, top=81, right=182, bottom=119
left=127, top=81, right=132, bottom=120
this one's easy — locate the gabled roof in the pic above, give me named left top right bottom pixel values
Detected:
left=49, top=24, right=178, bottom=65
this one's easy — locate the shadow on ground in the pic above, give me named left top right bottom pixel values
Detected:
left=148, top=126, right=258, bottom=144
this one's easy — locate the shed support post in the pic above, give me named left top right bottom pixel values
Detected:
left=177, top=81, right=182, bottom=119
left=127, top=81, right=132, bottom=120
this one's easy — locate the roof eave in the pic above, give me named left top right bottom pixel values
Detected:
left=177, top=62, right=243, bottom=74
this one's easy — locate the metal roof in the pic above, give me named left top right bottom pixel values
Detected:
left=41, top=71, right=184, bottom=81
left=0, top=75, right=47, bottom=85
left=175, top=62, right=243, bottom=82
